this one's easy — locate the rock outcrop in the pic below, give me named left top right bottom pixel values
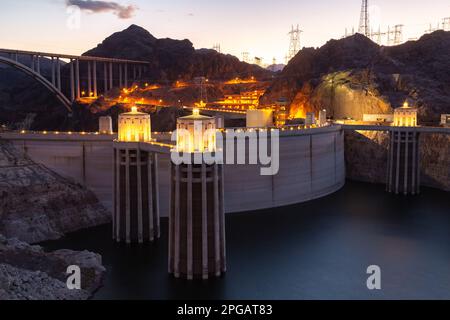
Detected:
left=84, top=25, right=272, bottom=82
left=0, top=264, right=90, bottom=300
left=0, top=234, right=104, bottom=300
left=345, top=130, right=450, bottom=191
left=262, top=31, right=450, bottom=124
left=0, top=141, right=110, bottom=243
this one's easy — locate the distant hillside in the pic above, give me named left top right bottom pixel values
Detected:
left=84, top=25, right=272, bottom=81
left=261, top=31, right=450, bottom=123
left=266, top=64, right=285, bottom=72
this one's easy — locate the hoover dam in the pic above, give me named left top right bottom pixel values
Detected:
left=0, top=125, right=345, bottom=216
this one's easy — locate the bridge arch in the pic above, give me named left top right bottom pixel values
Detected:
left=0, top=56, right=72, bottom=112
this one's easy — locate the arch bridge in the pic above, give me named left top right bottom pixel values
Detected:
left=0, top=48, right=151, bottom=112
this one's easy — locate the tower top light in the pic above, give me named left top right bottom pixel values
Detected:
left=193, top=108, right=200, bottom=116
left=176, top=110, right=216, bottom=153
left=118, top=106, right=151, bottom=142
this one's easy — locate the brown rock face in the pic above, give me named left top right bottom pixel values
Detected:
left=344, top=130, right=450, bottom=191
left=0, top=141, right=110, bottom=243
left=420, top=134, right=450, bottom=191
left=263, top=31, right=450, bottom=124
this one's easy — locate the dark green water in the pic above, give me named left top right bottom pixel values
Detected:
left=44, top=181, right=450, bottom=300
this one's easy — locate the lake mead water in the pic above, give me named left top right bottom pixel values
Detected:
left=44, top=181, right=450, bottom=300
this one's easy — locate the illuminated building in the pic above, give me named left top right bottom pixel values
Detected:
left=393, top=102, right=418, bottom=127
left=441, top=114, right=450, bottom=127
left=305, top=112, right=316, bottom=126
left=118, top=106, right=151, bottom=142
left=246, top=108, right=274, bottom=128
left=169, top=109, right=226, bottom=280
left=175, top=108, right=216, bottom=153
left=99, top=116, right=113, bottom=134
left=387, top=101, right=420, bottom=194
left=113, top=106, right=160, bottom=243
left=318, top=109, right=328, bottom=127
left=273, top=98, right=288, bottom=127
left=214, top=90, right=265, bottom=110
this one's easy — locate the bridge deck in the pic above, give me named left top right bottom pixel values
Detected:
left=0, top=48, right=150, bottom=64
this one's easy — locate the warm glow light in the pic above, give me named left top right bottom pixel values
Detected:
left=394, top=101, right=418, bottom=127
left=224, top=77, right=257, bottom=85
left=118, top=106, right=151, bottom=142
left=176, top=111, right=216, bottom=153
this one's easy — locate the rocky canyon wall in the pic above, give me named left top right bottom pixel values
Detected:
left=0, top=141, right=110, bottom=243
left=0, top=234, right=104, bottom=300
left=345, top=130, right=450, bottom=191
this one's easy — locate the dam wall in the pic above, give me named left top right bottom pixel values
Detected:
left=0, top=126, right=346, bottom=216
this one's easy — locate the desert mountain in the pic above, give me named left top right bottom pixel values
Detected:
left=84, top=25, right=271, bottom=81
left=262, top=31, right=450, bottom=123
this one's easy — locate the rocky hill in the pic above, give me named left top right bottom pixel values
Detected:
left=0, top=235, right=104, bottom=300
left=84, top=25, right=271, bottom=81
left=0, top=141, right=110, bottom=243
left=261, top=31, right=450, bottom=124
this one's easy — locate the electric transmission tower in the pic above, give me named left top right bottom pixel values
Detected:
left=443, top=17, right=450, bottom=31
left=287, top=24, right=302, bottom=62
left=424, top=22, right=440, bottom=34
left=393, top=25, right=404, bottom=45
left=371, top=26, right=384, bottom=45
left=213, top=43, right=221, bottom=53
left=242, top=52, right=249, bottom=63
left=358, top=0, right=370, bottom=37
left=386, top=25, right=404, bottom=45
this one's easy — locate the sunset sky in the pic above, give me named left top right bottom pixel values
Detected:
left=0, top=0, right=449, bottom=64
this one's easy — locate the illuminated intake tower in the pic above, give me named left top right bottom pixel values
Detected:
left=113, top=107, right=160, bottom=243
left=169, top=109, right=226, bottom=280
left=387, top=102, right=420, bottom=195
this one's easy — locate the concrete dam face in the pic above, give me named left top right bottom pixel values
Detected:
left=1, top=126, right=345, bottom=216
